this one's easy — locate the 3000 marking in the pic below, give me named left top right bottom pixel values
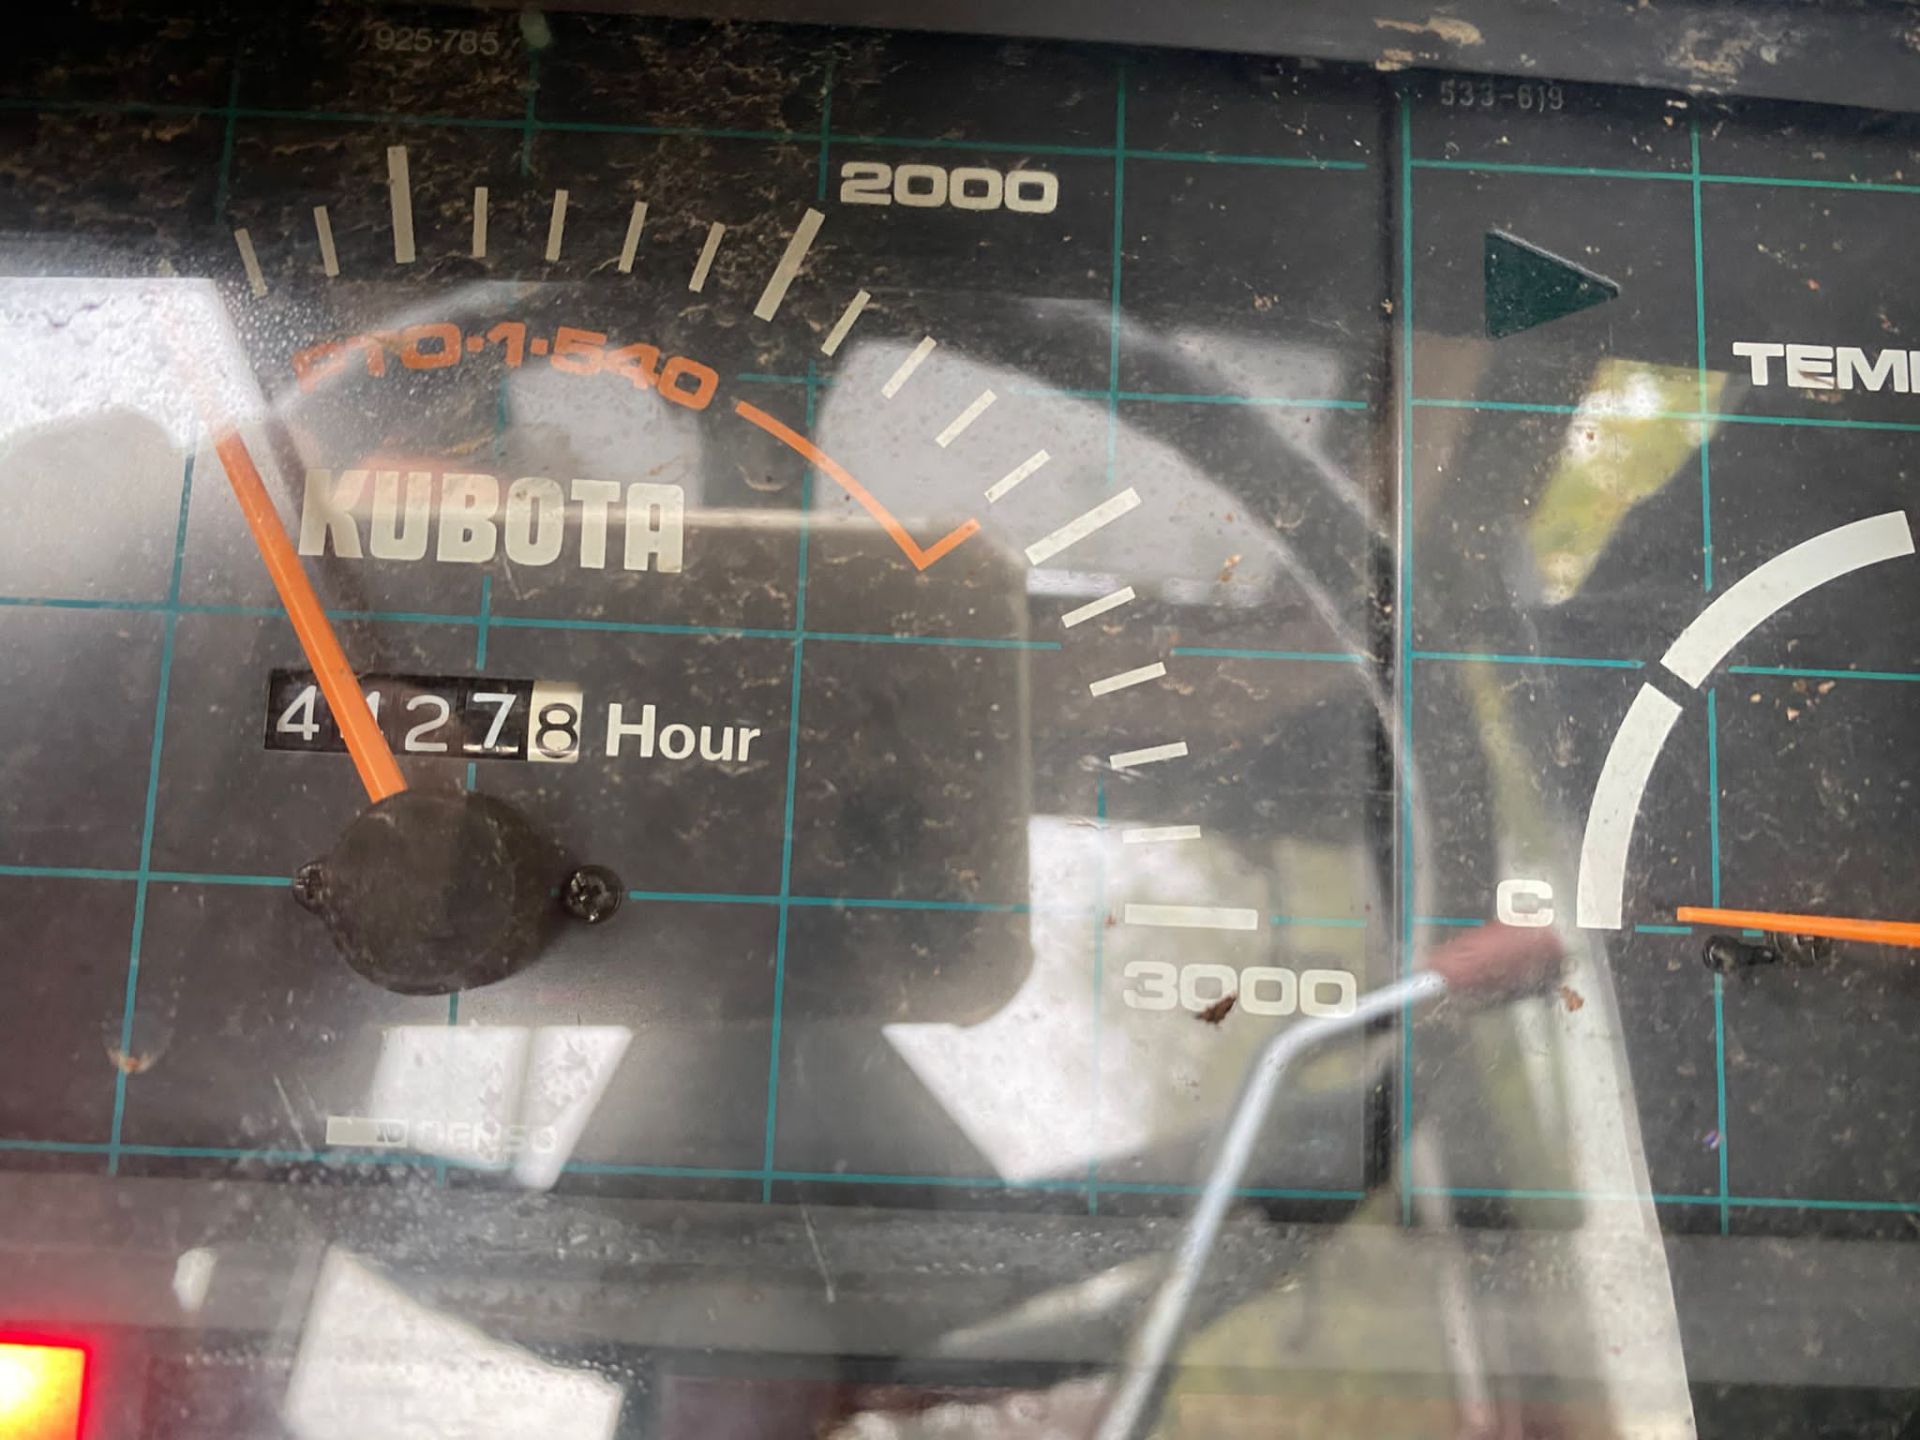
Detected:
left=1122, top=961, right=1359, bottom=1018
left=267, top=670, right=584, bottom=764
left=838, top=161, right=1059, bottom=214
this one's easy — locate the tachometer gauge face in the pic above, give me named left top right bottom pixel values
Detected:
left=2, top=9, right=1393, bottom=1211
left=5, top=0, right=1920, bottom=1308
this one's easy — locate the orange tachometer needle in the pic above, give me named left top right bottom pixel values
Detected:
left=1675, top=906, right=1920, bottom=950
left=210, top=427, right=408, bottom=804
left=732, top=399, right=981, bottom=571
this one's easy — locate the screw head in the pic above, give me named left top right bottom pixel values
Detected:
left=1769, top=930, right=1833, bottom=966
left=292, top=861, right=328, bottom=914
left=1702, top=934, right=1777, bottom=973
left=562, top=865, right=624, bottom=925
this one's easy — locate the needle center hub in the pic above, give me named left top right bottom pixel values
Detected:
left=297, top=789, right=561, bottom=995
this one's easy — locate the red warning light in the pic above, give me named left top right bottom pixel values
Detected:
left=0, top=1341, right=88, bottom=1440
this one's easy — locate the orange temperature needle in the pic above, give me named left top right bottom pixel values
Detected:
left=210, top=428, right=408, bottom=803
left=1675, top=906, right=1920, bottom=950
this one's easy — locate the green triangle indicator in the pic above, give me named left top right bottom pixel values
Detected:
left=1483, top=230, right=1620, bottom=339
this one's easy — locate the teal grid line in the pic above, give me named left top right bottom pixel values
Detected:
left=508, top=369, right=1374, bottom=410
left=54, top=881, right=1232, bottom=920
left=824, top=132, right=1365, bottom=170
left=475, top=574, right=493, bottom=668
left=288, top=607, right=472, bottom=625
left=1413, top=650, right=1643, bottom=670
left=1095, top=1181, right=1367, bottom=1200
left=213, top=66, right=241, bottom=222
left=560, top=1162, right=766, bottom=1179
left=1707, top=691, right=1722, bottom=904
left=1417, top=916, right=1485, bottom=928
left=728, top=376, right=1360, bottom=411
left=628, top=890, right=779, bottom=905
left=1131, top=149, right=1365, bottom=171
left=148, top=871, right=288, bottom=887
left=1707, top=685, right=1730, bottom=1234
left=0, top=98, right=212, bottom=118
left=489, top=615, right=790, bottom=640
left=107, top=447, right=195, bottom=1174
left=204, top=603, right=1071, bottom=652
left=1413, top=397, right=1920, bottom=436
left=1414, top=398, right=1588, bottom=415
left=1427, top=1187, right=1920, bottom=1214
left=1115, top=391, right=1368, bottom=409
left=735, top=377, right=1360, bottom=412
left=1637, top=923, right=1695, bottom=936
left=1033, top=385, right=1371, bottom=409
left=1730, top=664, right=1920, bottom=683
left=163, top=602, right=470, bottom=624
left=535, top=119, right=795, bottom=142
left=0, top=598, right=1079, bottom=653
left=0, top=1140, right=116, bottom=1154
left=786, top=895, right=1029, bottom=913
left=1705, top=412, right=1920, bottom=435
left=1691, top=122, right=1714, bottom=592
left=1727, top=1194, right=1920, bottom=1214
left=20, top=85, right=1920, bottom=195
left=1413, top=1198, right=1920, bottom=1221
left=1699, top=171, right=1920, bottom=197
left=119, top=1144, right=442, bottom=1166
left=1696, top=119, right=1729, bottom=1236
left=1086, top=58, right=1124, bottom=1219
left=0, top=597, right=171, bottom=612
left=833, top=133, right=1114, bottom=158
left=1414, top=1185, right=1718, bottom=1205
left=1714, top=971, right=1730, bottom=1231
left=1396, top=93, right=1417, bottom=1228
left=1, top=867, right=1134, bottom=916
left=816, top=52, right=835, bottom=204
left=520, top=44, right=540, bottom=176
left=1729, top=404, right=1903, bottom=431
left=1172, top=646, right=1366, bottom=663
left=912, top=1171, right=1305, bottom=1197
left=759, top=331, right=821, bottom=1200
left=23, top=1134, right=1920, bottom=1212
left=0, top=1136, right=1368, bottom=1200
left=232, top=106, right=528, bottom=131
left=0, top=95, right=1363, bottom=165
left=452, top=571, right=495, bottom=1182
left=1420, top=1188, right=1920, bottom=1214
left=804, top=631, right=1060, bottom=651
left=1087, top=776, right=1107, bottom=1214
left=1411, top=155, right=1920, bottom=197
left=1106, top=65, right=1127, bottom=482
left=1410, top=158, right=1691, bottom=182
left=0, top=865, right=141, bottom=882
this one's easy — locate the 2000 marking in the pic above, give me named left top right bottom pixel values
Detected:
left=266, top=670, right=583, bottom=764
left=838, top=161, right=1059, bottom=214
